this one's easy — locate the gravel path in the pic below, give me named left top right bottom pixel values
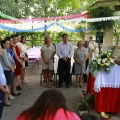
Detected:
left=2, top=62, right=120, bottom=120
left=2, top=62, right=81, bottom=120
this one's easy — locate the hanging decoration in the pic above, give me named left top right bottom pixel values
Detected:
left=85, top=16, right=120, bottom=22
left=0, top=13, right=88, bottom=23
left=58, top=16, right=120, bottom=23
left=0, top=22, right=104, bottom=33
left=0, top=14, right=119, bottom=24
left=0, top=12, right=17, bottom=20
left=56, top=22, right=105, bottom=33
left=0, top=22, right=56, bottom=32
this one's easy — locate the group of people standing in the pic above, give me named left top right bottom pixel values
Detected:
left=0, top=34, right=28, bottom=119
left=0, top=33, right=96, bottom=119
left=41, top=33, right=95, bottom=88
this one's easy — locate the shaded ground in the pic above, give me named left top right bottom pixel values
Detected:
left=2, top=61, right=120, bottom=120
left=2, top=62, right=81, bottom=120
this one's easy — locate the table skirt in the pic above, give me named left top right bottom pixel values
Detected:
left=86, top=73, right=95, bottom=93
left=95, top=88, right=120, bottom=113
left=87, top=72, right=120, bottom=113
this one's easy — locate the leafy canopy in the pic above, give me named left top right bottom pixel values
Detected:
left=0, top=0, right=98, bottom=19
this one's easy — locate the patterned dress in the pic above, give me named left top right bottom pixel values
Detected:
left=75, top=48, right=86, bottom=74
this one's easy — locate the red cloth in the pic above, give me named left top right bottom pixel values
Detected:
left=95, top=88, right=120, bottom=113
left=87, top=73, right=120, bottom=113
left=16, top=108, right=80, bottom=120
left=13, top=45, right=22, bottom=75
left=86, top=73, right=95, bottom=93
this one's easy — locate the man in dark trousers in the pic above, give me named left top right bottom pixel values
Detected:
left=56, top=34, right=73, bottom=88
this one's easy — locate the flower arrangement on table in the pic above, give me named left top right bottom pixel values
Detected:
left=89, top=51, right=115, bottom=74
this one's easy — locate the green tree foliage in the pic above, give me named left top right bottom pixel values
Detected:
left=0, top=0, right=98, bottom=19
left=0, top=30, right=80, bottom=46
left=89, top=6, right=115, bottom=32
left=0, top=0, right=99, bottom=46
left=0, top=0, right=19, bottom=18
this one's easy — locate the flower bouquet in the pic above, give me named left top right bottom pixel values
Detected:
left=77, top=100, right=88, bottom=116
left=84, top=93, right=95, bottom=109
left=89, top=51, right=115, bottom=74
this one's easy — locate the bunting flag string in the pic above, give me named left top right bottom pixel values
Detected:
left=0, top=12, right=17, bottom=20
left=83, top=16, right=120, bottom=22
left=58, top=16, right=120, bottom=23
left=0, top=13, right=119, bottom=24
left=56, top=22, right=104, bottom=33
left=0, top=13, right=88, bottom=23
left=0, top=22, right=56, bottom=32
left=0, top=22, right=105, bottom=33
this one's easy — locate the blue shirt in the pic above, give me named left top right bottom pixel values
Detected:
left=8, top=48, right=14, bottom=64
left=0, top=63, right=6, bottom=86
left=8, top=48, right=14, bottom=59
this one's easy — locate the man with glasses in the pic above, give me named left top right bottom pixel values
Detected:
left=56, top=34, right=73, bottom=88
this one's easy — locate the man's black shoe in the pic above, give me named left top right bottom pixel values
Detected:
left=56, top=85, right=62, bottom=88
left=66, top=85, right=70, bottom=88
left=82, top=90, right=86, bottom=92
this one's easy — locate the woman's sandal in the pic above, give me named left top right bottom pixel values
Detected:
left=4, top=102, right=11, bottom=106
left=43, top=84, right=47, bottom=87
left=101, top=112, right=111, bottom=119
left=47, top=84, right=51, bottom=88
left=79, top=83, right=82, bottom=88
left=75, top=82, right=78, bottom=87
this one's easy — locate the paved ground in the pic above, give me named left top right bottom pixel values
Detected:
left=2, top=61, right=120, bottom=120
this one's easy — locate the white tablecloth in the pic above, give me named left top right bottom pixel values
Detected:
left=94, top=65, right=120, bottom=92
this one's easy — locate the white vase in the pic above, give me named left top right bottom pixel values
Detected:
left=79, top=110, right=88, bottom=116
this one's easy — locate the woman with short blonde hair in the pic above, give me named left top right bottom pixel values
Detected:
left=41, top=36, right=55, bottom=87
left=74, top=41, right=87, bottom=87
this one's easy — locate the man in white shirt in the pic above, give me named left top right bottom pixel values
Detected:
left=56, top=34, right=73, bottom=88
